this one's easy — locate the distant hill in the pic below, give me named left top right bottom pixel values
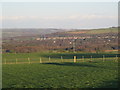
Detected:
left=67, top=27, right=118, bottom=34
left=2, top=28, right=66, bottom=38
left=87, top=27, right=118, bottom=34
left=2, top=27, right=118, bottom=39
left=44, top=27, right=118, bottom=37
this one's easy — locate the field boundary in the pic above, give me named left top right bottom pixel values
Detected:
left=2, top=55, right=119, bottom=64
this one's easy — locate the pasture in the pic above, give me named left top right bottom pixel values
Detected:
left=2, top=52, right=119, bottom=88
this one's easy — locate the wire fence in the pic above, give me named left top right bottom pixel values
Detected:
left=2, top=55, right=119, bottom=64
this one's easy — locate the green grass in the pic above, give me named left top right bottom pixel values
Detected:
left=3, top=61, right=118, bottom=88
left=2, top=52, right=119, bottom=88
left=2, top=52, right=119, bottom=64
left=2, top=52, right=119, bottom=59
left=68, top=27, right=118, bottom=34
left=87, top=28, right=118, bottom=34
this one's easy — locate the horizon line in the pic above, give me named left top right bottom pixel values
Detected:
left=0, top=26, right=118, bottom=30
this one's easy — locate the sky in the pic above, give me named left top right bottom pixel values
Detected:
left=0, top=2, right=118, bottom=29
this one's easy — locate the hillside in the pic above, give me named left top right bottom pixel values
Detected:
left=66, top=27, right=118, bottom=34
left=45, top=27, right=118, bottom=37
left=2, top=28, right=66, bottom=39
left=2, top=27, right=118, bottom=39
left=87, top=27, right=118, bottom=34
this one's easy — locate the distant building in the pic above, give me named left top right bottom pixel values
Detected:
left=36, top=38, right=40, bottom=40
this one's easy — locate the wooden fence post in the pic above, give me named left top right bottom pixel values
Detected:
left=91, top=56, right=92, bottom=61
left=103, top=55, right=105, bottom=62
left=28, top=57, right=30, bottom=64
left=115, top=55, right=118, bottom=62
left=49, top=56, right=51, bottom=62
left=74, top=56, right=77, bottom=63
left=40, top=57, right=42, bottom=63
left=61, top=56, right=63, bottom=62
left=82, top=56, right=84, bottom=62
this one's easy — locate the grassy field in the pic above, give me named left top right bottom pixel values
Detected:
left=2, top=52, right=119, bottom=88
left=87, top=27, right=118, bottom=34
left=2, top=52, right=119, bottom=63
left=67, top=27, right=118, bottom=34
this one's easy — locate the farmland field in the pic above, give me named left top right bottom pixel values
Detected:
left=2, top=53, right=119, bottom=88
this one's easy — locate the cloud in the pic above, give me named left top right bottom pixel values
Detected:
left=0, top=14, right=117, bottom=21
left=0, top=16, right=39, bottom=20
left=81, top=15, right=116, bottom=19
left=67, top=14, right=117, bottom=20
left=1, top=14, right=117, bottom=29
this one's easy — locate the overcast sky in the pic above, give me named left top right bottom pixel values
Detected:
left=0, top=2, right=118, bottom=29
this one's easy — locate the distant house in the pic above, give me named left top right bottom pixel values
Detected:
left=36, top=38, right=40, bottom=40
left=111, top=36, right=115, bottom=38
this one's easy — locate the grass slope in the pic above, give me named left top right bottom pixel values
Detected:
left=87, top=28, right=118, bottom=34
left=68, top=27, right=118, bottom=34
left=2, top=52, right=119, bottom=59
left=3, top=61, right=118, bottom=88
left=2, top=52, right=119, bottom=64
